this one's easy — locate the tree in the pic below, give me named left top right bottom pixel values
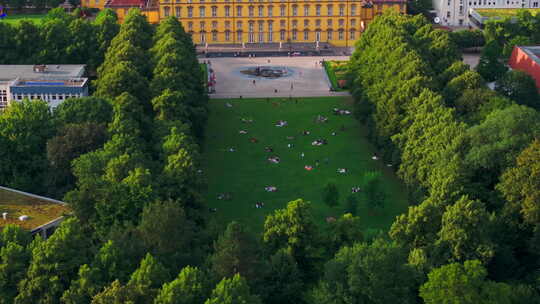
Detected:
left=138, top=200, right=199, bottom=268
left=211, top=221, right=261, bottom=282
left=126, top=253, right=169, bottom=304
left=476, top=40, right=508, bottom=82
left=93, top=9, right=120, bottom=66
left=436, top=196, right=495, bottom=264
left=312, top=238, right=418, bottom=304
left=15, top=218, right=92, bottom=304
left=322, top=181, right=339, bottom=207
left=495, top=70, right=540, bottom=110
left=46, top=122, right=108, bottom=197
left=263, top=199, right=320, bottom=276
left=420, top=260, right=514, bottom=304
left=450, top=29, right=485, bottom=49
left=154, top=266, right=209, bottom=304
left=497, top=139, right=540, bottom=227
left=0, top=242, right=31, bottom=304
left=344, top=194, right=358, bottom=216
left=465, top=104, right=540, bottom=176
left=95, top=61, right=150, bottom=102
left=14, top=21, right=42, bottom=64
left=204, top=274, right=261, bottom=304
left=259, top=249, right=304, bottom=304
left=53, top=97, right=113, bottom=127
left=325, top=213, right=363, bottom=255
left=362, top=171, right=385, bottom=210
left=65, top=18, right=98, bottom=67
left=0, top=99, right=55, bottom=194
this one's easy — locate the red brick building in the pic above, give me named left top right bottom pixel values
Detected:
left=509, top=46, right=540, bottom=91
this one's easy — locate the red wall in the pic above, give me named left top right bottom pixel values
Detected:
left=508, top=46, right=540, bottom=92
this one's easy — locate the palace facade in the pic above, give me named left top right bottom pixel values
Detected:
left=83, top=0, right=405, bottom=46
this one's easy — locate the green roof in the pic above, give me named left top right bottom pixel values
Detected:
left=0, top=186, right=69, bottom=231
left=476, top=8, right=540, bottom=18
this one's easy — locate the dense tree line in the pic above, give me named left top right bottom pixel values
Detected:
left=349, top=11, right=540, bottom=302
left=0, top=8, right=118, bottom=70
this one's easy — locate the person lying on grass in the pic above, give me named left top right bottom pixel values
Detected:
left=268, top=156, right=280, bottom=163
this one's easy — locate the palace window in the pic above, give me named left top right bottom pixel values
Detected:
left=303, top=29, right=309, bottom=40
left=327, top=19, right=332, bottom=26
left=338, top=19, right=344, bottom=26
left=164, top=6, right=170, bottom=16
left=280, top=5, right=286, bottom=16
left=259, top=21, right=264, bottom=31
left=199, top=6, right=205, bottom=17
left=316, top=5, right=321, bottom=16
left=339, top=4, right=344, bottom=16
left=188, top=6, right=193, bottom=17
left=304, top=19, right=309, bottom=26
left=292, top=20, right=297, bottom=28
left=212, top=6, right=217, bottom=16
left=327, top=4, right=333, bottom=16
left=327, top=29, right=332, bottom=40
left=315, top=19, right=321, bottom=26
left=280, top=19, right=286, bottom=27
left=351, top=4, right=356, bottom=15
left=237, top=30, right=243, bottom=41
left=225, top=20, right=231, bottom=28
left=338, top=29, right=344, bottom=40
left=212, top=31, right=218, bottom=41
left=225, top=5, right=230, bottom=16
left=351, top=18, right=356, bottom=26
left=292, top=5, right=298, bottom=16
left=200, top=21, right=205, bottom=29
left=237, top=21, right=243, bottom=28
left=212, top=21, right=218, bottom=29
left=304, top=5, right=309, bottom=15
left=249, top=21, right=254, bottom=32
left=280, top=29, right=285, bottom=40
left=259, top=5, right=264, bottom=16
left=249, top=5, right=254, bottom=16
left=225, top=30, right=231, bottom=41
left=175, top=6, right=181, bottom=16
left=237, top=6, right=243, bottom=16
left=200, top=31, right=206, bottom=43
left=268, top=22, right=273, bottom=41
left=268, top=5, right=273, bottom=16
left=292, top=29, right=297, bottom=40
left=188, top=21, right=193, bottom=30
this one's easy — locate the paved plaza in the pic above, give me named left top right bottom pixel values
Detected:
left=201, top=56, right=350, bottom=98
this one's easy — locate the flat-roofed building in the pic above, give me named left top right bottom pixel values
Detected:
left=0, top=186, right=70, bottom=239
left=509, top=45, right=540, bottom=91
left=0, top=64, right=89, bottom=110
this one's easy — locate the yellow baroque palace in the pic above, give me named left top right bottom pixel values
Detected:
left=83, top=0, right=405, bottom=46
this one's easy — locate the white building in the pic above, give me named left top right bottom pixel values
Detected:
left=432, top=0, right=539, bottom=26
left=0, top=65, right=88, bottom=110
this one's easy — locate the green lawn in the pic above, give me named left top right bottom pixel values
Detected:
left=476, top=8, right=540, bottom=18
left=0, top=14, right=46, bottom=25
left=203, top=97, right=409, bottom=235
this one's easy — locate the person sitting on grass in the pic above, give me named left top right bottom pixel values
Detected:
left=351, top=186, right=361, bottom=193
left=302, top=130, right=311, bottom=135
left=239, top=130, right=248, bottom=134
left=305, top=165, right=313, bottom=171
left=229, top=147, right=236, bottom=152
left=268, top=156, right=280, bottom=164
left=275, top=120, right=288, bottom=127
left=337, top=168, right=347, bottom=174
left=265, top=186, right=277, bottom=192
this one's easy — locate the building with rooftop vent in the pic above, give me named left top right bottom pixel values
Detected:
left=0, top=64, right=88, bottom=110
